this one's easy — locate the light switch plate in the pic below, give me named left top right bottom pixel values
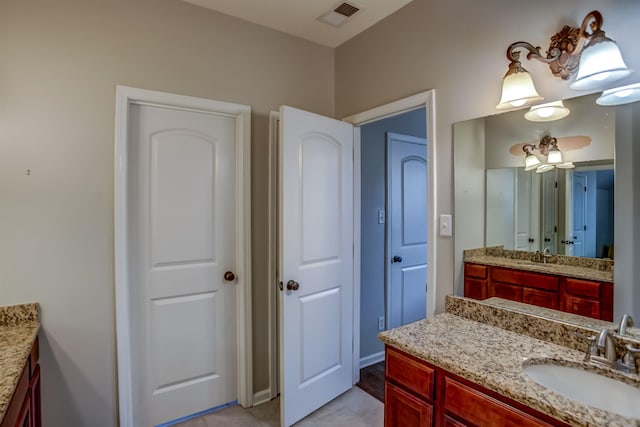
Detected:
left=439, top=214, right=452, bottom=237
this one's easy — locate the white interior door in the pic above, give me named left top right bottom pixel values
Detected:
left=278, top=105, right=354, bottom=427
left=387, top=132, right=427, bottom=329
left=131, top=104, right=237, bottom=426
left=515, top=168, right=541, bottom=251
left=572, top=172, right=587, bottom=256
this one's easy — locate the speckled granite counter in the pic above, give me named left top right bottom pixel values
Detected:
left=379, top=311, right=640, bottom=426
left=464, top=246, right=614, bottom=283
left=0, top=303, right=39, bottom=422
left=465, top=254, right=614, bottom=282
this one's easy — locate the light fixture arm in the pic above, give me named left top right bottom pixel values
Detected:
left=504, top=10, right=608, bottom=81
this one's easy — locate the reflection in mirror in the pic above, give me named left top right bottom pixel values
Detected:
left=453, top=92, right=640, bottom=321
left=457, top=93, right=614, bottom=258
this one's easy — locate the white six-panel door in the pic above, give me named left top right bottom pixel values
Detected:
left=387, top=133, right=427, bottom=329
left=131, top=104, right=238, bottom=426
left=279, top=106, right=354, bottom=427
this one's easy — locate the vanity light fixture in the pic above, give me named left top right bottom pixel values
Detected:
left=524, top=100, right=570, bottom=122
left=497, top=10, right=632, bottom=110
left=522, top=135, right=575, bottom=173
left=596, top=83, right=640, bottom=106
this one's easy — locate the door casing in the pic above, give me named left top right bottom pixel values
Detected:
left=114, top=86, right=253, bottom=427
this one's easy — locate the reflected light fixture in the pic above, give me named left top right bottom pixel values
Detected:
left=522, top=135, right=574, bottom=173
left=524, top=100, right=570, bottom=122
left=596, top=83, right=640, bottom=106
left=497, top=10, right=632, bottom=110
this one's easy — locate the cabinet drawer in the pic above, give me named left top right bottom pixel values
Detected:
left=443, top=377, right=552, bottom=427
left=491, top=267, right=558, bottom=291
left=464, top=263, right=487, bottom=279
left=564, top=294, right=600, bottom=319
left=464, top=277, right=487, bottom=300
left=386, top=347, right=435, bottom=401
left=385, top=382, right=433, bottom=427
left=564, top=278, right=600, bottom=299
left=488, top=282, right=523, bottom=302
left=523, top=288, right=558, bottom=310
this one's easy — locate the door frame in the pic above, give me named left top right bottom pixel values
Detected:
left=344, top=90, right=436, bottom=383
left=114, top=86, right=253, bottom=427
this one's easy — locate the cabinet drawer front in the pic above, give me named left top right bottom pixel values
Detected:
left=564, top=294, right=600, bottom=319
left=444, top=377, right=552, bottom=427
left=464, top=277, right=487, bottom=300
left=464, top=263, right=487, bottom=279
left=386, top=347, right=435, bottom=401
left=523, top=288, right=558, bottom=310
left=385, top=382, right=433, bottom=427
left=488, top=282, right=523, bottom=302
left=491, top=267, right=558, bottom=291
left=564, top=278, right=600, bottom=299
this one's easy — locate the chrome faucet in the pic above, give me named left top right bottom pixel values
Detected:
left=542, top=247, right=552, bottom=264
left=618, top=314, right=634, bottom=336
left=595, top=328, right=617, bottom=363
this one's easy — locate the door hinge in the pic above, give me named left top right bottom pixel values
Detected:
left=584, top=186, right=587, bottom=192
left=555, top=181, right=558, bottom=188
left=278, top=281, right=283, bottom=291
left=584, top=225, right=587, bottom=231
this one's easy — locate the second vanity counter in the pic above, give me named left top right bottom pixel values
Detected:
left=379, top=312, right=640, bottom=427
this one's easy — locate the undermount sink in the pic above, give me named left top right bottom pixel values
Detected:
left=524, top=363, right=640, bottom=419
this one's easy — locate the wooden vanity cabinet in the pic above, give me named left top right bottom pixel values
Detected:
left=1, top=337, right=41, bottom=427
left=463, top=263, right=612, bottom=321
left=385, top=346, right=569, bottom=427
left=463, top=263, right=488, bottom=300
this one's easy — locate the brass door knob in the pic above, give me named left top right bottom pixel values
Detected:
left=224, top=271, right=236, bottom=281
left=286, top=280, right=300, bottom=291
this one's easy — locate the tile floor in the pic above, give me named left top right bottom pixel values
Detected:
left=175, top=387, right=384, bottom=427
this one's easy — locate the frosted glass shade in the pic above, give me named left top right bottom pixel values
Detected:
left=547, top=148, right=563, bottom=164
left=570, top=39, right=632, bottom=90
left=524, top=154, right=541, bottom=171
left=556, top=162, right=575, bottom=169
left=497, top=70, right=543, bottom=109
left=525, top=101, right=570, bottom=122
left=596, top=83, right=640, bottom=106
left=536, top=164, right=555, bottom=174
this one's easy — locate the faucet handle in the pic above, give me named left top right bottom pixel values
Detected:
left=621, top=344, right=640, bottom=374
left=572, top=332, right=597, bottom=361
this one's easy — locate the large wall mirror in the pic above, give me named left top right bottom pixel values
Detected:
left=453, top=93, right=640, bottom=320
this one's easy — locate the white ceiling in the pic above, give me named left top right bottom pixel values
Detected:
left=183, top=0, right=415, bottom=48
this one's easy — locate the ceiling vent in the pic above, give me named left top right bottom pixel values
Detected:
left=317, top=2, right=361, bottom=28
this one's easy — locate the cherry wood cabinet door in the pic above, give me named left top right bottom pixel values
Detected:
left=522, top=288, right=558, bottom=310
left=385, top=382, right=433, bottom=427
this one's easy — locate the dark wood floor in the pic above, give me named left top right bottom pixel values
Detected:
left=356, top=361, right=385, bottom=403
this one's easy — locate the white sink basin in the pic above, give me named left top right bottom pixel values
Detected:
left=524, top=363, right=640, bottom=419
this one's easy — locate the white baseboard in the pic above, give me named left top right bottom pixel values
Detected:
left=252, top=389, right=273, bottom=406
left=359, top=351, right=385, bottom=369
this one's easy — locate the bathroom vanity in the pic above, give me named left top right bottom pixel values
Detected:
left=0, top=304, right=41, bottom=427
left=379, top=296, right=640, bottom=427
left=463, top=247, right=613, bottom=320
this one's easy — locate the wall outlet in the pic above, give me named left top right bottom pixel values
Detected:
left=377, top=316, right=385, bottom=331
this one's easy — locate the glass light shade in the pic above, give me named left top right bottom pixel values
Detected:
left=547, top=148, right=563, bottom=164
left=535, top=164, right=555, bottom=174
left=524, top=154, right=541, bottom=171
left=497, top=70, right=544, bottom=109
left=524, top=101, right=570, bottom=122
left=556, top=162, right=575, bottom=169
left=596, top=83, right=640, bottom=106
left=570, top=39, right=632, bottom=90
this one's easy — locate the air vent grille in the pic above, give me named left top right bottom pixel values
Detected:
left=334, top=2, right=360, bottom=17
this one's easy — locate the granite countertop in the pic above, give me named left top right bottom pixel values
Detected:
left=379, top=313, right=640, bottom=427
left=0, top=304, right=40, bottom=423
left=465, top=254, right=614, bottom=283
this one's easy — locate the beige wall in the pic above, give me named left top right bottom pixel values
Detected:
left=336, top=0, right=640, bottom=314
left=0, top=1, right=333, bottom=425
